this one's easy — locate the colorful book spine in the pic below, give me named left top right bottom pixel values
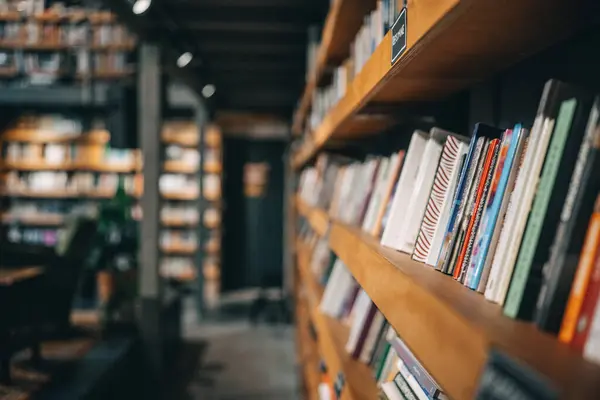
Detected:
left=390, top=336, right=443, bottom=398
left=469, top=126, right=523, bottom=289
left=559, top=198, right=600, bottom=345
left=453, top=139, right=499, bottom=281
left=413, top=136, right=465, bottom=263
left=504, top=98, right=579, bottom=319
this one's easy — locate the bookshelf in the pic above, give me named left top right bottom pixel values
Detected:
left=295, top=197, right=600, bottom=400
left=292, top=0, right=600, bottom=168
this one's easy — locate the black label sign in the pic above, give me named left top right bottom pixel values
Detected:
left=391, top=7, right=407, bottom=65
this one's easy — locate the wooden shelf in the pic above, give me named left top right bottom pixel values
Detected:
left=326, top=220, right=600, bottom=400
left=296, top=286, right=321, bottom=400
left=161, top=135, right=199, bottom=148
left=292, top=0, right=378, bottom=136
left=296, top=197, right=330, bottom=237
left=1, top=129, right=109, bottom=144
left=203, top=162, right=222, bottom=174
left=1, top=160, right=139, bottom=173
left=1, top=213, right=64, bottom=226
left=292, top=0, right=600, bottom=169
left=162, top=271, right=197, bottom=282
left=161, top=218, right=199, bottom=228
left=160, top=244, right=198, bottom=255
left=161, top=191, right=199, bottom=201
left=297, top=241, right=378, bottom=400
left=163, top=160, right=198, bottom=174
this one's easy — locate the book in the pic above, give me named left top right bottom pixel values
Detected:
left=560, top=196, right=600, bottom=345
left=581, top=249, right=600, bottom=361
left=412, top=135, right=469, bottom=263
left=381, top=131, right=429, bottom=250
left=453, top=139, right=500, bottom=281
left=504, top=89, right=595, bottom=320
left=468, top=125, right=527, bottom=290
left=490, top=80, right=580, bottom=305
left=393, top=372, right=419, bottom=400
left=372, top=151, right=405, bottom=238
left=362, top=157, right=392, bottom=233
left=535, top=98, right=600, bottom=333
left=398, top=128, right=452, bottom=254
left=359, top=310, right=387, bottom=363
left=346, top=290, right=376, bottom=357
left=389, top=335, right=444, bottom=398
left=440, top=124, right=503, bottom=274
left=396, top=358, right=429, bottom=400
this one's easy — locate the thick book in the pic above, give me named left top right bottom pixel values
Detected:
left=359, top=310, right=386, bottom=363
left=491, top=80, right=584, bottom=305
left=381, top=131, right=429, bottom=250
left=560, top=197, right=600, bottom=346
left=393, top=372, right=419, bottom=400
left=381, top=381, right=405, bottom=400
left=468, top=125, right=527, bottom=290
left=453, top=139, right=500, bottom=281
left=413, top=135, right=469, bottom=263
left=390, top=335, right=444, bottom=398
left=535, top=98, right=600, bottom=333
left=396, top=358, right=429, bottom=400
left=399, top=128, right=452, bottom=254
left=440, top=123, right=503, bottom=274
left=504, top=90, right=595, bottom=320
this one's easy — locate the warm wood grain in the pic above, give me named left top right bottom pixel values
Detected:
left=162, top=191, right=199, bottom=201
left=0, top=267, right=43, bottom=286
left=296, top=196, right=330, bottom=237
left=160, top=243, right=198, bottom=255
left=292, top=0, right=600, bottom=169
left=161, top=217, right=199, bottom=228
left=329, top=221, right=600, bottom=400
left=163, top=160, right=198, bottom=174
left=203, top=162, right=223, bottom=174
left=297, top=241, right=378, bottom=400
left=292, top=0, right=378, bottom=136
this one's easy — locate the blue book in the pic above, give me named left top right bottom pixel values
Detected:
left=435, top=123, right=502, bottom=272
left=468, top=124, right=524, bottom=289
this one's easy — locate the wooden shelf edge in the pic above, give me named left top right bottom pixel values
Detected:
left=296, top=196, right=330, bottom=237
left=329, top=221, right=600, bottom=400
left=297, top=240, right=377, bottom=400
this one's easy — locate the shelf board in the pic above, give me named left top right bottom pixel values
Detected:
left=0, top=129, right=110, bottom=144
left=1, top=160, right=139, bottom=173
left=161, top=218, right=199, bottom=228
left=203, top=162, right=222, bottom=174
left=328, top=220, right=600, bottom=400
left=160, top=244, right=198, bottom=255
left=297, top=242, right=377, bottom=400
left=296, top=197, right=330, bottom=237
left=1, top=213, right=64, bottom=226
left=163, top=161, right=198, bottom=174
left=161, top=135, right=199, bottom=148
left=292, top=0, right=600, bottom=169
left=161, top=191, right=199, bottom=201
left=292, top=0, right=378, bottom=136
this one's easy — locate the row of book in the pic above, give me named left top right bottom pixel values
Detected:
left=298, top=79, right=600, bottom=361
left=300, top=226, right=447, bottom=400
left=306, top=0, right=401, bottom=135
left=3, top=143, right=138, bottom=167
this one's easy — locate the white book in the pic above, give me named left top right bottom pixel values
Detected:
left=320, top=259, right=352, bottom=316
left=352, top=159, right=380, bottom=225
left=362, top=157, right=392, bottom=232
left=397, top=358, right=428, bottom=400
left=425, top=140, right=470, bottom=266
left=359, top=310, right=385, bottom=363
left=381, top=131, right=429, bottom=249
left=490, top=116, right=555, bottom=304
left=345, top=289, right=373, bottom=354
left=398, top=129, right=450, bottom=254
left=381, top=382, right=404, bottom=400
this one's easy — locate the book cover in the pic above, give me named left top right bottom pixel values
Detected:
left=535, top=98, right=600, bottom=333
left=399, top=128, right=452, bottom=254
left=477, top=133, right=529, bottom=293
left=426, top=152, right=467, bottom=267
left=396, top=358, right=429, bottom=400
left=393, top=372, right=419, bottom=400
left=413, top=135, right=469, bottom=263
left=453, top=139, right=499, bottom=281
left=372, top=150, right=405, bottom=238
left=381, top=131, right=429, bottom=250
left=493, top=80, right=585, bottom=305
left=469, top=125, right=525, bottom=289
left=440, top=123, right=503, bottom=274
left=560, top=196, right=600, bottom=345
left=505, top=91, right=594, bottom=320
left=460, top=140, right=500, bottom=284
left=381, top=381, right=405, bottom=400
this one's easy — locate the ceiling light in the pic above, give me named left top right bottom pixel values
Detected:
left=177, top=52, right=193, bottom=68
left=202, top=84, right=216, bottom=98
left=132, top=0, right=151, bottom=15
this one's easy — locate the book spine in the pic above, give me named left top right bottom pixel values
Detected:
left=393, top=372, right=419, bottom=400
left=560, top=208, right=600, bottom=344
left=390, top=336, right=441, bottom=396
left=463, top=142, right=500, bottom=285
left=413, top=137, right=460, bottom=262
left=396, top=358, right=429, bottom=400
left=351, top=303, right=378, bottom=359
left=470, top=127, right=521, bottom=289
left=583, top=255, right=600, bottom=362
left=454, top=140, right=498, bottom=280
left=504, top=98, right=578, bottom=319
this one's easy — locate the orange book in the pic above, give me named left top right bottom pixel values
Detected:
left=559, top=196, right=600, bottom=343
left=453, top=139, right=500, bottom=280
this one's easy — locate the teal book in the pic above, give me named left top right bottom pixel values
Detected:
left=504, top=92, right=594, bottom=319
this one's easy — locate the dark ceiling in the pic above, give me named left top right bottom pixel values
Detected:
left=110, top=0, right=328, bottom=118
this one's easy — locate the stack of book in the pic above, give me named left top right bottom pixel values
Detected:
left=298, top=79, right=600, bottom=367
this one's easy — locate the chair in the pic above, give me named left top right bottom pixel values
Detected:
left=0, top=216, right=98, bottom=383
